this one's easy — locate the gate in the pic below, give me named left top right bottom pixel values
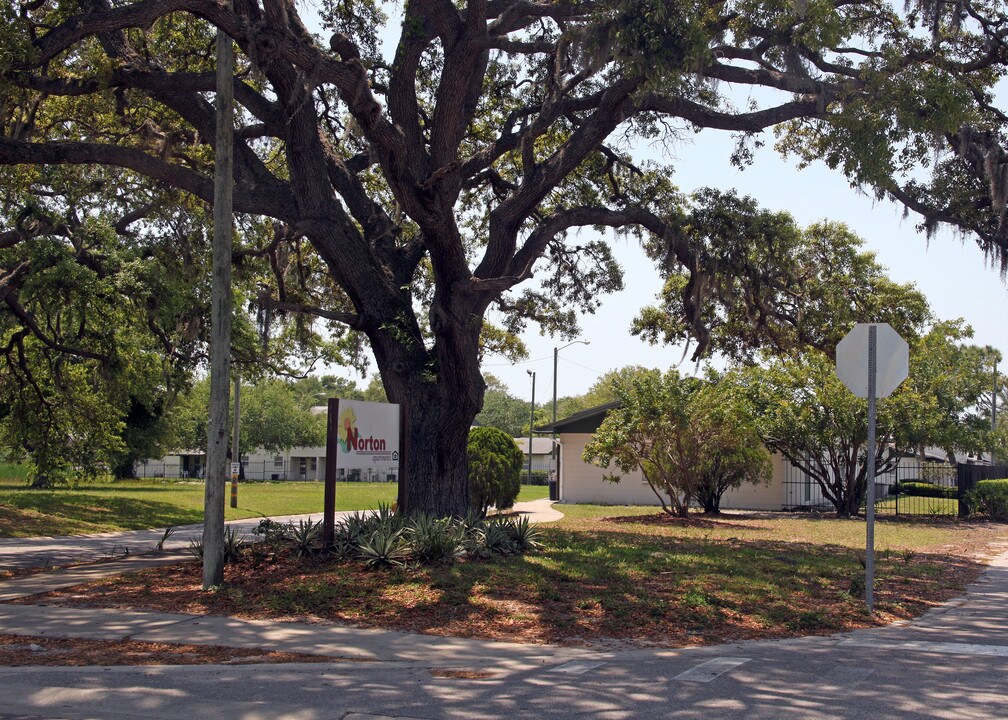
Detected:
left=782, top=459, right=960, bottom=517
left=875, top=462, right=957, bottom=517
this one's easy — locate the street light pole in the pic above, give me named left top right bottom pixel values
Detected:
left=526, top=370, right=536, bottom=485
left=552, top=340, right=589, bottom=500
left=993, top=358, right=998, bottom=432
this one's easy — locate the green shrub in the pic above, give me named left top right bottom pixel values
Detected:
left=897, top=481, right=957, bottom=499
left=467, top=426, right=523, bottom=516
left=186, top=524, right=246, bottom=564
left=507, top=516, right=542, bottom=552
left=524, top=469, right=549, bottom=486
left=966, top=479, right=1008, bottom=521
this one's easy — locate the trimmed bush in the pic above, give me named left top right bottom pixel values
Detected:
left=524, top=469, right=549, bottom=486
left=966, top=479, right=1008, bottom=521
left=467, top=426, right=523, bottom=516
left=897, top=481, right=957, bottom=499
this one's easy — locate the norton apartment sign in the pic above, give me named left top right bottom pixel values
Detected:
left=336, top=399, right=400, bottom=470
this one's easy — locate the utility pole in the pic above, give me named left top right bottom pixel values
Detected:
left=230, top=374, right=240, bottom=509
left=992, top=358, right=999, bottom=464
left=993, top=358, right=998, bottom=432
left=203, top=15, right=233, bottom=589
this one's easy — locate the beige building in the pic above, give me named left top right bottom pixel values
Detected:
left=541, top=403, right=789, bottom=510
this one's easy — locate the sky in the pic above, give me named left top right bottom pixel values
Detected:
left=320, top=8, right=1008, bottom=407
left=485, top=131, right=1008, bottom=404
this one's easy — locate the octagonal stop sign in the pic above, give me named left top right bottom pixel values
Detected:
left=836, top=323, right=909, bottom=399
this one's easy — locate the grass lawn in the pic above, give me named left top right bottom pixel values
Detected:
left=0, top=463, right=29, bottom=483
left=0, top=480, right=550, bottom=537
left=25, top=504, right=1008, bottom=649
left=874, top=496, right=958, bottom=517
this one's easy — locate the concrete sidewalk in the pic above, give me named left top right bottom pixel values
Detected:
left=0, top=603, right=596, bottom=669
left=0, top=512, right=330, bottom=572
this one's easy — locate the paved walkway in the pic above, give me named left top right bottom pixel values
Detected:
left=0, top=497, right=563, bottom=573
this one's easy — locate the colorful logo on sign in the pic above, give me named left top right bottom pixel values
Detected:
left=338, top=406, right=358, bottom=453
left=338, top=405, right=389, bottom=454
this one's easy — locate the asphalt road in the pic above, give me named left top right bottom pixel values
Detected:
left=0, top=629, right=1006, bottom=720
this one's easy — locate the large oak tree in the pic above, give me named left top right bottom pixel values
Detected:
left=2, top=0, right=1007, bottom=514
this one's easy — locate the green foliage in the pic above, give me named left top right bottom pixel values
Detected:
left=311, top=505, right=542, bottom=566
left=745, top=321, right=996, bottom=516
left=171, top=377, right=325, bottom=454
left=289, top=518, right=323, bottom=557
left=966, top=479, right=1008, bottom=521
left=476, top=518, right=517, bottom=557
left=406, top=513, right=465, bottom=564
left=897, top=481, right=957, bottom=499
left=745, top=354, right=890, bottom=517
left=222, top=525, right=248, bottom=563
left=524, top=470, right=550, bottom=486
left=474, top=374, right=530, bottom=437
left=633, top=210, right=931, bottom=362
left=886, top=321, right=996, bottom=461
left=186, top=524, right=246, bottom=564
left=251, top=518, right=291, bottom=545
left=507, top=516, right=543, bottom=553
left=467, top=426, right=523, bottom=516
left=583, top=368, right=771, bottom=516
left=994, top=423, right=1008, bottom=466
left=357, top=526, right=411, bottom=568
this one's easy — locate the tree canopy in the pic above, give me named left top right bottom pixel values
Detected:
left=583, top=367, right=772, bottom=516
left=744, top=321, right=998, bottom=516
left=2, top=0, right=1007, bottom=512
left=633, top=214, right=932, bottom=363
left=172, top=376, right=325, bottom=454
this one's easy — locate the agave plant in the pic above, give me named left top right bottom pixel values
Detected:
left=340, top=512, right=371, bottom=543
left=407, top=513, right=464, bottom=564
left=477, top=519, right=516, bottom=557
left=506, top=516, right=542, bottom=553
left=222, top=524, right=247, bottom=563
left=251, top=518, right=290, bottom=545
left=289, top=518, right=322, bottom=558
left=357, top=526, right=410, bottom=569
left=186, top=526, right=246, bottom=564
left=155, top=526, right=176, bottom=551
left=372, top=502, right=405, bottom=533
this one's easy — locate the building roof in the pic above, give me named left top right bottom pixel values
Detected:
left=536, top=401, right=620, bottom=434
left=513, top=437, right=558, bottom=455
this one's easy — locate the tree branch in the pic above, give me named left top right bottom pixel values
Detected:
left=0, top=138, right=296, bottom=220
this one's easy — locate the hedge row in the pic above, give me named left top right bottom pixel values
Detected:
left=895, top=481, right=957, bottom=499
left=966, top=478, right=1008, bottom=521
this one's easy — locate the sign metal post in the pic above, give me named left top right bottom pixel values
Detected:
left=836, top=322, right=909, bottom=613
